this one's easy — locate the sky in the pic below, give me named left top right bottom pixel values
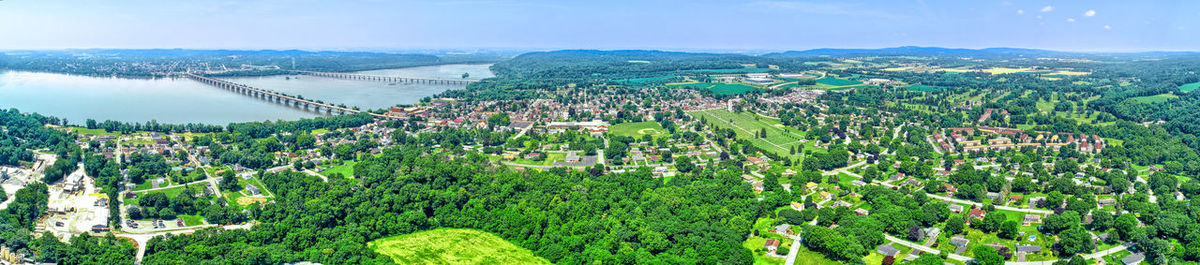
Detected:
left=0, top=0, right=1197, bottom=52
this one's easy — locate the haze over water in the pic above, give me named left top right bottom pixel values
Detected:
left=0, top=64, right=493, bottom=125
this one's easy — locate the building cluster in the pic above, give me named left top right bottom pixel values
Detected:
left=932, top=126, right=1106, bottom=154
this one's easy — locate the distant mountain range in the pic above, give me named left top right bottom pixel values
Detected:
left=762, top=46, right=1199, bottom=58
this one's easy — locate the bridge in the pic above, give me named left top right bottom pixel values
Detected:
left=294, top=70, right=477, bottom=86
left=185, top=73, right=392, bottom=119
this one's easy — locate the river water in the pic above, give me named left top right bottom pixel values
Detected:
left=0, top=64, right=492, bottom=125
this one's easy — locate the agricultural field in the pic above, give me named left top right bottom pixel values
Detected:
left=1180, top=82, right=1200, bottom=93
left=1133, top=93, right=1179, bottom=104
left=689, top=109, right=807, bottom=158
left=369, top=228, right=551, bottom=265
left=609, top=121, right=667, bottom=138
left=904, top=84, right=941, bottom=91
left=669, top=82, right=760, bottom=95
left=815, top=77, right=861, bottom=86
left=983, top=67, right=1038, bottom=75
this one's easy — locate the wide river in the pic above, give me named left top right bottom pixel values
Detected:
left=0, top=64, right=493, bottom=125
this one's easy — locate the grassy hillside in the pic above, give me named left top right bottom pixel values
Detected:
left=369, top=228, right=551, bottom=265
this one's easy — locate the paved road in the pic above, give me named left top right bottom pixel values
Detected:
left=885, top=235, right=973, bottom=262
left=783, top=236, right=802, bottom=265
left=822, top=160, right=868, bottom=176
left=926, top=194, right=1053, bottom=214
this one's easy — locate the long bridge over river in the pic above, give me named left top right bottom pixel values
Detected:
left=293, top=70, right=478, bottom=85
left=185, top=73, right=393, bottom=119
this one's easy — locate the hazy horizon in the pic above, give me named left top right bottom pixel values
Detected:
left=1, top=0, right=1197, bottom=52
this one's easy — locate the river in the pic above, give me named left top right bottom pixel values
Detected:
left=0, top=64, right=492, bottom=125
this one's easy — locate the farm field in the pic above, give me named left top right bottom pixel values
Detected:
left=609, top=121, right=667, bottom=138
left=669, top=82, right=760, bottom=95
left=815, top=77, right=861, bottom=86
left=1180, top=82, right=1200, bottom=93
left=904, top=84, right=941, bottom=91
left=1133, top=93, right=1179, bottom=104
left=369, top=228, right=550, bottom=265
left=689, top=109, right=806, bottom=158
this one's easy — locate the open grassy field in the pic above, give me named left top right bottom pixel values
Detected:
left=1180, top=82, right=1200, bottom=93
left=689, top=109, right=806, bottom=158
left=983, top=67, right=1037, bottom=75
left=815, top=77, right=861, bottom=86
left=369, top=228, right=550, bottom=265
left=669, top=82, right=760, bottom=95
left=609, top=121, right=667, bottom=138
left=1133, top=93, right=1179, bottom=104
left=320, top=160, right=358, bottom=178
left=904, top=84, right=941, bottom=91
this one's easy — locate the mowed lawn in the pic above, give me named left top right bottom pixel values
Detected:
left=609, top=121, right=666, bottom=138
left=689, top=109, right=807, bottom=158
left=369, top=228, right=551, bottom=265
left=815, top=77, right=861, bottom=86
left=1180, top=82, right=1200, bottom=93
left=1133, top=93, right=1179, bottom=104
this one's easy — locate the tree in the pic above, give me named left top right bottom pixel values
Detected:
left=779, top=209, right=805, bottom=225
left=999, top=220, right=1020, bottom=239
left=973, top=245, right=1005, bottom=265
left=979, top=212, right=1006, bottom=232
left=910, top=254, right=944, bottom=265
left=1057, top=225, right=1095, bottom=255
left=945, top=214, right=966, bottom=235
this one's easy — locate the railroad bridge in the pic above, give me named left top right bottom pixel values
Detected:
left=293, top=70, right=477, bottom=85
left=185, top=73, right=392, bottom=119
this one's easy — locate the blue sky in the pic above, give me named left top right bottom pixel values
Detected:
left=0, top=0, right=1195, bottom=52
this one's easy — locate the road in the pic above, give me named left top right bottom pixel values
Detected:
left=822, top=160, right=868, bottom=176
left=783, top=236, right=802, bottom=265
left=925, top=194, right=1053, bottom=214
left=119, top=223, right=253, bottom=264
left=885, top=235, right=973, bottom=262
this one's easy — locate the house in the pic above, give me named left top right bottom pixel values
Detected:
left=969, top=208, right=987, bottom=219
left=1098, top=198, right=1117, bottom=206
left=764, top=239, right=781, bottom=252
left=904, top=179, right=923, bottom=187
left=854, top=208, right=870, bottom=215
left=819, top=191, right=832, bottom=200
left=772, top=224, right=793, bottom=235
left=850, top=180, right=867, bottom=187
left=1029, top=197, right=1046, bottom=208
left=950, top=236, right=970, bottom=246
left=943, top=184, right=958, bottom=193
left=1122, top=253, right=1145, bottom=265
left=246, top=184, right=262, bottom=196
left=1024, top=214, right=1042, bottom=225
left=1010, top=195, right=1024, bottom=202
left=831, top=200, right=852, bottom=208
left=877, top=245, right=900, bottom=257
left=948, top=204, right=965, bottom=213
left=1016, top=244, right=1042, bottom=253
left=986, top=192, right=1000, bottom=199
left=924, top=227, right=941, bottom=241
left=565, top=151, right=581, bottom=163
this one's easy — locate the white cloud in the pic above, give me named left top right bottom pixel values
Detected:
left=1036, top=15, right=1042, bottom=19
left=1017, top=9, right=1024, bottom=15
left=1040, top=6, right=1054, bottom=12
left=1104, top=25, right=1112, bottom=30
left=1084, top=10, right=1096, bottom=17
left=1067, top=18, right=1075, bottom=22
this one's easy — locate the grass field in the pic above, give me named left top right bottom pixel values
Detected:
left=369, top=228, right=550, bottom=265
left=983, top=67, right=1037, bottom=75
left=609, top=121, right=667, bottom=138
left=690, top=109, right=807, bottom=158
left=320, top=160, right=358, bottom=178
left=1180, top=82, right=1200, bottom=93
left=904, top=84, right=941, bottom=91
left=1133, top=93, right=1179, bottom=104
left=815, top=77, right=861, bottom=86
left=669, top=82, right=760, bottom=95
left=178, top=214, right=205, bottom=226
